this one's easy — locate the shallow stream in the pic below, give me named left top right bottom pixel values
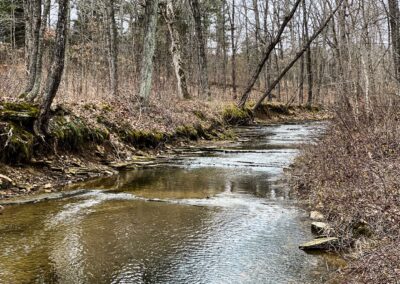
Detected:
left=0, top=122, right=340, bottom=284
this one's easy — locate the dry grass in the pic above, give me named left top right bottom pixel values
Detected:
left=291, top=99, right=400, bottom=283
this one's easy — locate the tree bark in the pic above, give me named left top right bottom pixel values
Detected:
left=229, top=0, right=237, bottom=98
left=238, top=0, right=302, bottom=109
left=388, top=0, right=400, bottom=82
left=252, top=0, right=261, bottom=88
left=27, top=0, right=51, bottom=102
left=23, top=0, right=41, bottom=95
left=303, top=0, right=313, bottom=106
left=190, top=0, right=211, bottom=98
left=23, top=0, right=32, bottom=72
left=105, top=0, right=119, bottom=97
left=139, top=0, right=160, bottom=104
left=216, top=0, right=228, bottom=93
left=162, top=0, right=190, bottom=99
left=34, top=0, right=69, bottom=136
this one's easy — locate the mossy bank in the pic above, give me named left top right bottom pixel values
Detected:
left=0, top=100, right=327, bottom=200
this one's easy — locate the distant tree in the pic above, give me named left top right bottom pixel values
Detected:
left=105, top=0, right=119, bottom=97
left=189, top=0, right=211, bottom=98
left=388, top=0, right=400, bottom=82
left=161, top=0, right=190, bottom=99
left=303, top=0, right=313, bottom=106
left=0, top=0, right=25, bottom=48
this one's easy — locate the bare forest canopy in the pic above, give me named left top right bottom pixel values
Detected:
left=1, top=0, right=400, bottom=134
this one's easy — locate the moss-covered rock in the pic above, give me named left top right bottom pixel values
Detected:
left=0, top=122, right=34, bottom=163
left=222, top=105, right=253, bottom=125
left=0, top=102, right=39, bottom=124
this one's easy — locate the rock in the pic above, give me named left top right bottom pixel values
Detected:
left=0, top=174, right=13, bottom=189
left=299, top=237, right=339, bottom=251
left=17, top=184, right=33, bottom=191
left=310, top=211, right=325, bottom=221
left=311, top=222, right=331, bottom=235
left=44, top=183, right=52, bottom=189
left=50, top=166, right=63, bottom=172
left=44, top=189, right=52, bottom=193
left=0, top=205, right=4, bottom=214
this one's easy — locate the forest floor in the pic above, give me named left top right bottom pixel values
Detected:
left=0, top=96, right=328, bottom=202
left=290, top=104, right=400, bottom=283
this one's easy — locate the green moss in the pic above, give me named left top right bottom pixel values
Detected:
left=118, top=128, right=165, bottom=148
left=49, top=115, right=109, bottom=150
left=0, top=122, right=34, bottom=163
left=222, top=105, right=252, bottom=125
left=193, top=110, right=207, bottom=121
left=175, top=125, right=199, bottom=140
left=0, top=102, right=39, bottom=124
left=101, top=103, right=113, bottom=112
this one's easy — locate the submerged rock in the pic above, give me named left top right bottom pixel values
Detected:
left=310, top=210, right=325, bottom=221
left=0, top=205, right=4, bottom=214
left=299, top=237, right=339, bottom=251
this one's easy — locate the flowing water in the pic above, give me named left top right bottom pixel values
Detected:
left=0, top=122, right=340, bottom=284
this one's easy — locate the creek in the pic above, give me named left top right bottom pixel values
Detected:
left=0, top=122, right=340, bottom=284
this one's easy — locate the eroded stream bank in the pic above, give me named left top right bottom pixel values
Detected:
left=0, top=122, right=342, bottom=283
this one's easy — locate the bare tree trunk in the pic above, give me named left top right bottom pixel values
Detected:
left=253, top=0, right=344, bottom=111
left=253, top=0, right=261, bottom=45
left=263, top=0, right=272, bottom=99
left=105, top=0, right=119, bottom=97
left=23, top=0, right=32, bottom=72
left=190, top=0, right=211, bottom=98
left=139, top=0, right=160, bottom=104
left=298, top=18, right=304, bottom=104
left=303, top=0, right=313, bottom=106
left=243, top=0, right=250, bottom=73
left=298, top=54, right=304, bottom=104
left=162, top=0, right=190, bottom=99
left=388, top=0, right=400, bottom=82
left=238, top=0, right=302, bottom=109
left=229, top=0, right=237, bottom=98
left=34, top=0, right=69, bottom=136
left=252, top=0, right=261, bottom=88
left=23, top=0, right=41, bottom=95
left=222, top=0, right=228, bottom=93
left=10, top=0, right=16, bottom=50
left=27, top=0, right=51, bottom=102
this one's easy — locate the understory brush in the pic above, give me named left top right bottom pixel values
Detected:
left=291, top=100, right=400, bottom=283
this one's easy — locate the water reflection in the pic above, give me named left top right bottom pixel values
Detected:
left=0, top=122, right=338, bottom=284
